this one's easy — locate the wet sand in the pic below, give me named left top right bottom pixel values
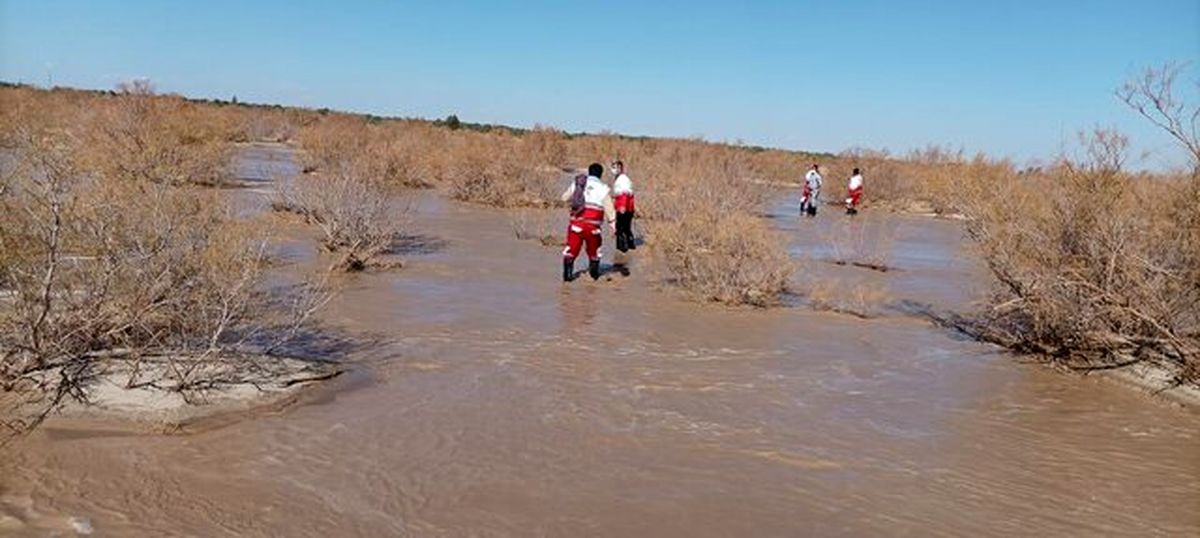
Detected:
left=1, top=148, right=1196, bottom=537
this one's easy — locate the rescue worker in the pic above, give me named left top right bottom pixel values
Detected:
left=560, top=163, right=616, bottom=282
left=611, top=160, right=636, bottom=249
left=845, top=167, right=864, bottom=215
left=800, top=163, right=822, bottom=217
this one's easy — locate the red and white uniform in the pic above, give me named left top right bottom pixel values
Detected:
left=613, top=173, right=636, bottom=214
left=561, top=176, right=615, bottom=261
left=801, top=169, right=822, bottom=206
left=846, top=173, right=864, bottom=208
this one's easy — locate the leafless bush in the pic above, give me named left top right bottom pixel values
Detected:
left=236, top=108, right=299, bottom=143
left=635, top=144, right=769, bottom=221
left=1117, top=62, right=1200, bottom=167
left=299, top=118, right=443, bottom=189
left=652, top=211, right=792, bottom=306
left=275, top=152, right=410, bottom=271
left=297, top=116, right=369, bottom=174
left=626, top=146, right=790, bottom=306
left=443, top=132, right=562, bottom=207
left=526, top=125, right=570, bottom=170
left=510, top=208, right=562, bottom=247
left=0, top=124, right=332, bottom=439
left=803, top=275, right=890, bottom=318
left=81, top=80, right=235, bottom=186
left=949, top=65, right=1200, bottom=385
left=960, top=126, right=1199, bottom=384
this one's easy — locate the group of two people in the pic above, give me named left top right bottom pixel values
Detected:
left=560, top=160, right=636, bottom=282
left=800, top=164, right=865, bottom=217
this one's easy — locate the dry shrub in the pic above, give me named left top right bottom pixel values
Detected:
left=959, top=129, right=1199, bottom=383
left=952, top=65, right=1200, bottom=385
left=232, top=107, right=300, bottom=143
left=804, top=275, right=890, bottom=318
left=298, top=117, right=441, bottom=189
left=276, top=138, right=411, bottom=271
left=635, top=144, right=770, bottom=221
left=81, top=80, right=235, bottom=186
left=375, top=122, right=446, bottom=188
left=0, top=85, right=89, bottom=150
left=276, top=174, right=409, bottom=271
left=652, top=211, right=792, bottom=306
left=443, top=134, right=524, bottom=205
left=0, top=123, right=329, bottom=437
left=443, top=131, right=562, bottom=207
left=526, top=125, right=570, bottom=169
left=299, top=114, right=569, bottom=195
left=298, top=115, right=369, bottom=174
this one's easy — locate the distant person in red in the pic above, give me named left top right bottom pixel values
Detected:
left=800, top=163, right=823, bottom=217
left=845, top=167, right=864, bottom=215
left=560, top=163, right=616, bottom=282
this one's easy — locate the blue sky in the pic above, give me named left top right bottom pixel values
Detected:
left=2, top=1, right=1197, bottom=167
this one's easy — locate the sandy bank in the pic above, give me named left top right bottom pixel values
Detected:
left=1097, top=362, right=1200, bottom=408
left=36, top=356, right=344, bottom=435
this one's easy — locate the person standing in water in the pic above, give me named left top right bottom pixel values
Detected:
left=610, top=160, right=637, bottom=276
left=560, top=163, right=616, bottom=282
left=800, top=163, right=822, bottom=217
left=845, top=167, right=864, bottom=215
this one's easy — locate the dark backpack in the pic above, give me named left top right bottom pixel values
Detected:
left=569, top=174, right=587, bottom=216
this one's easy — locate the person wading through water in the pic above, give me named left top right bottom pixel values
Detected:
left=610, top=159, right=636, bottom=276
left=801, top=163, right=822, bottom=217
left=560, top=163, right=616, bottom=282
left=845, top=167, right=864, bottom=215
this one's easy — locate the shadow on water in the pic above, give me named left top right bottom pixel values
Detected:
left=387, top=234, right=449, bottom=256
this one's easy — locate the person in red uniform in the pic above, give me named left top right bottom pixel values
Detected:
left=610, top=160, right=637, bottom=276
left=560, top=163, right=616, bottom=282
left=845, top=167, right=864, bottom=215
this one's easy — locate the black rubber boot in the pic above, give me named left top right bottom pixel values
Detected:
left=588, top=260, right=601, bottom=280
left=563, top=259, right=575, bottom=282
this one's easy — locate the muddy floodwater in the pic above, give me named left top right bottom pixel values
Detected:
left=2, top=147, right=1197, bottom=537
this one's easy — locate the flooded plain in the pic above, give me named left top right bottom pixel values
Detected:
left=2, top=148, right=1197, bottom=537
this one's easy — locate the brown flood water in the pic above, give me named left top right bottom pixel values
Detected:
left=2, top=148, right=1197, bottom=537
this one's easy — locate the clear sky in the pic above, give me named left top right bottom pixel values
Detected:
left=2, top=1, right=1197, bottom=168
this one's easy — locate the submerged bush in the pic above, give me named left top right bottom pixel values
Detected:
left=652, top=211, right=792, bottom=306
left=276, top=165, right=409, bottom=272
